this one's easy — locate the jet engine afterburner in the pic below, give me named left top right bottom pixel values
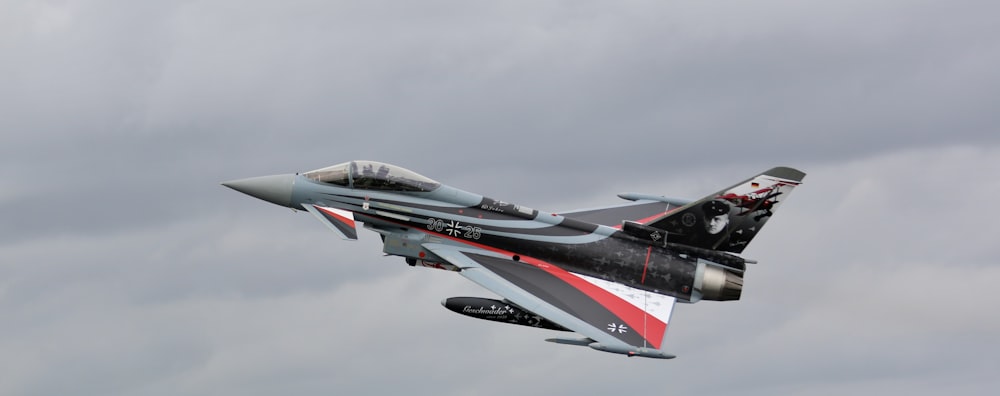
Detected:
left=694, top=263, right=743, bottom=301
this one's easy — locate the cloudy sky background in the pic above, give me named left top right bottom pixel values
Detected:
left=2, top=0, right=999, bottom=394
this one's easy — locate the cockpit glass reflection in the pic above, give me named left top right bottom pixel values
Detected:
left=304, top=161, right=440, bottom=192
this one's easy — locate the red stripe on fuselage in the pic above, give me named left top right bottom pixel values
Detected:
left=641, top=246, right=652, bottom=284
left=612, top=208, right=678, bottom=229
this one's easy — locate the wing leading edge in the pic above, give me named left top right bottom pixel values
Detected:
left=423, top=243, right=677, bottom=359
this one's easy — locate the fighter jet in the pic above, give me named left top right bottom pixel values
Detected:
left=223, top=161, right=805, bottom=359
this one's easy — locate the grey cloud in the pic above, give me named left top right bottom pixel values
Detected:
left=2, top=0, right=999, bottom=394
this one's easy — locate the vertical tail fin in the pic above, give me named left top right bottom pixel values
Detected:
left=643, top=167, right=805, bottom=254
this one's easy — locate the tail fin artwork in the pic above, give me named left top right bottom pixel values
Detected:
left=642, top=167, right=805, bottom=254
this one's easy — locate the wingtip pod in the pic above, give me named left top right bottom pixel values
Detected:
left=545, top=338, right=676, bottom=359
left=545, top=337, right=593, bottom=346
left=589, top=343, right=676, bottom=359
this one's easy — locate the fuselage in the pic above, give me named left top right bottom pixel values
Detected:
left=276, top=161, right=740, bottom=303
left=220, top=161, right=742, bottom=303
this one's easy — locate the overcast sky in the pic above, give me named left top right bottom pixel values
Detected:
left=2, top=0, right=999, bottom=394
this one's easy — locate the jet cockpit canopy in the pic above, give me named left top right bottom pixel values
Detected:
left=303, top=160, right=440, bottom=192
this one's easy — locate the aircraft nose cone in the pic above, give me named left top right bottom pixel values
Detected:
left=222, top=174, right=295, bottom=208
